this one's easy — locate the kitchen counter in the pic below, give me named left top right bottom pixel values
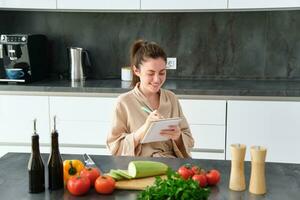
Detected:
left=1, top=79, right=300, bottom=100
left=0, top=153, right=299, bottom=200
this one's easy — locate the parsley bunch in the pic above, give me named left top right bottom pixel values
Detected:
left=137, top=169, right=211, bottom=200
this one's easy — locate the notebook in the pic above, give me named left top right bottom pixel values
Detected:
left=140, top=117, right=182, bottom=144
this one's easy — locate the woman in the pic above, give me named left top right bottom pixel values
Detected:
left=106, top=40, right=194, bottom=158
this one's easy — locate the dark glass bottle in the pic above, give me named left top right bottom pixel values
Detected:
left=28, top=119, right=45, bottom=193
left=48, top=116, right=64, bottom=190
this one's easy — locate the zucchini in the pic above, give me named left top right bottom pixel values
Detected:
left=128, top=161, right=168, bottom=178
left=116, top=169, right=133, bottom=179
left=111, top=169, right=133, bottom=180
left=107, top=170, right=124, bottom=181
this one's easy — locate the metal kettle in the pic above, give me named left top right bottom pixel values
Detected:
left=69, top=47, right=91, bottom=82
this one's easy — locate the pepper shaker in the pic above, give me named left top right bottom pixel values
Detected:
left=249, top=145, right=267, bottom=195
left=229, top=143, right=246, bottom=191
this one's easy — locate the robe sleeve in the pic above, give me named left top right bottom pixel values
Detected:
left=106, top=100, right=142, bottom=156
left=172, top=99, right=194, bottom=158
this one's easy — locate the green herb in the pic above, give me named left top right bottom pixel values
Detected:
left=137, top=169, right=211, bottom=200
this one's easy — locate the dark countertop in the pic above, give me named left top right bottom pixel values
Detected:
left=0, top=153, right=299, bottom=200
left=1, top=79, right=300, bottom=97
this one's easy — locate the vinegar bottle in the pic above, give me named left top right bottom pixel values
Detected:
left=48, top=116, right=64, bottom=190
left=28, top=119, right=45, bottom=193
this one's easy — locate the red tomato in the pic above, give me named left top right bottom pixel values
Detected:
left=80, top=167, right=101, bottom=187
left=192, top=174, right=207, bottom=187
left=191, top=165, right=202, bottom=175
left=67, top=176, right=91, bottom=196
left=206, top=169, right=221, bottom=186
left=95, top=176, right=115, bottom=194
left=178, top=165, right=194, bottom=180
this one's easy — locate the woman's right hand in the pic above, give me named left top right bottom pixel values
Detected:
left=145, top=110, right=163, bottom=125
left=133, top=110, right=163, bottom=146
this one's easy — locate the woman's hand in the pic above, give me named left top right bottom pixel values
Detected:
left=133, top=110, right=163, bottom=146
left=160, top=125, right=181, bottom=141
left=145, top=110, right=164, bottom=124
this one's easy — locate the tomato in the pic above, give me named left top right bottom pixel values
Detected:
left=192, top=174, right=207, bottom=187
left=177, top=165, right=194, bottom=180
left=67, top=176, right=91, bottom=196
left=191, top=165, right=202, bottom=175
left=95, top=176, right=115, bottom=194
left=206, top=169, right=221, bottom=186
left=80, top=167, right=101, bottom=187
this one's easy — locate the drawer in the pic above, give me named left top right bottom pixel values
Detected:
left=49, top=97, right=116, bottom=122
left=59, top=147, right=110, bottom=156
left=179, top=99, right=226, bottom=125
left=0, top=95, right=50, bottom=143
left=0, top=146, right=110, bottom=158
left=55, top=121, right=110, bottom=145
left=191, top=152, right=225, bottom=160
left=190, top=125, right=225, bottom=150
left=0, top=120, right=49, bottom=143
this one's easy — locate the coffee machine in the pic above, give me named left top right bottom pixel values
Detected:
left=0, top=34, right=48, bottom=83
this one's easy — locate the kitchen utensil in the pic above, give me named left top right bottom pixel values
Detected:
left=249, top=145, right=267, bottom=195
left=69, top=47, right=91, bottom=82
left=229, top=143, right=246, bottom=191
left=83, top=154, right=103, bottom=174
left=115, top=175, right=166, bottom=190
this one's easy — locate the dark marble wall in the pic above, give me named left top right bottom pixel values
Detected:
left=1, top=10, right=300, bottom=80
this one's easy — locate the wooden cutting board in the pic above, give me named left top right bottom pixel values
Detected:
left=115, top=175, right=167, bottom=190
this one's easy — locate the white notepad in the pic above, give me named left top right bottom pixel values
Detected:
left=141, top=117, right=182, bottom=144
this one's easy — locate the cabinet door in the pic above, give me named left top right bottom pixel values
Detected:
left=190, top=125, right=225, bottom=150
left=229, top=0, right=300, bottom=9
left=190, top=125, right=225, bottom=160
left=49, top=96, right=116, bottom=150
left=0, top=95, right=50, bottom=156
left=227, top=100, right=300, bottom=164
left=141, top=0, right=227, bottom=10
left=57, top=0, right=140, bottom=10
left=179, top=99, right=226, bottom=160
left=180, top=99, right=226, bottom=125
left=0, top=0, right=56, bottom=9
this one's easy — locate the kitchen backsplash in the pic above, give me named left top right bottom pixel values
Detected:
left=1, top=10, right=300, bottom=80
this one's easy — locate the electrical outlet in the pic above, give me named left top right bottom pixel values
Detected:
left=166, top=57, right=177, bottom=70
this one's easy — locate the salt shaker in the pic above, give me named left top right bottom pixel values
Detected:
left=249, top=145, right=267, bottom=195
left=229, top=143, right=246, bottom=191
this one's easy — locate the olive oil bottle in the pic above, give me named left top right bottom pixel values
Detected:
left=28, top=119, right=45, bottom=193
left=48, top=116, right=64, bottom=190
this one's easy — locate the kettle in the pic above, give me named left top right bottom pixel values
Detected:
left=69, top=47, right=91, bottom=82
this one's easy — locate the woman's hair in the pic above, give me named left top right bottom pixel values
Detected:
left=130, top=39, right=167, bottom=87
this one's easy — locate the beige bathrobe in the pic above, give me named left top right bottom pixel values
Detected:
left=106, top=84, right=194, bottom=158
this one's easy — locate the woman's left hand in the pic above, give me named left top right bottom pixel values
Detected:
left=160, top=125, right=181, bottom=141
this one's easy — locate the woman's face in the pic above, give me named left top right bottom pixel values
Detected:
left=134, top=57, right=166, bottom=94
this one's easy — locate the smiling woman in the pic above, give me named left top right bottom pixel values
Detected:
left=106, top=40, right=194, bottom=158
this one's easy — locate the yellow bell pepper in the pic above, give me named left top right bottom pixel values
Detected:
left=63, top=159, right=85, bottom=183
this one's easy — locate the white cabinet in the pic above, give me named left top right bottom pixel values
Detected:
left=0, top=0, right=56, bottom=9
left=180, top=99, right=226, bottom=160
left=141, top=0, right=227, bottom=10
left=0, top=95, right=116, bottom=158
left=0, top=95, right=50, bottom=157
left=227, top=100, right=300, bottom=164
left=229, top=0, right=300, bottom=9
left=57, top=0, right=140, bottom=10
left=49, top=96, right=117, bottom=154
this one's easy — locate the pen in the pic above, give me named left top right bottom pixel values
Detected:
left=141, top=106, right=152, bottom=114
